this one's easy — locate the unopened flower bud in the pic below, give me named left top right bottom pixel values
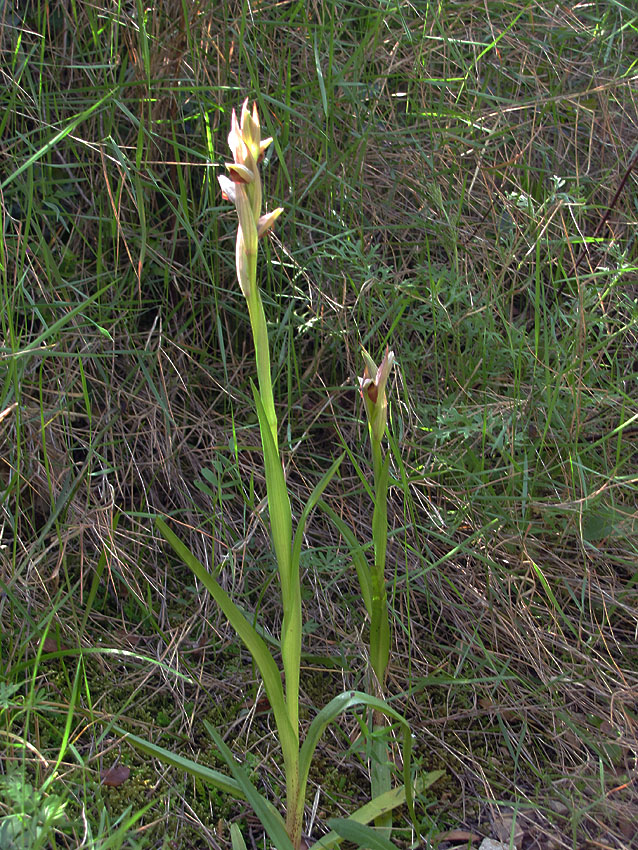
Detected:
left=257, top=208, right=284, bottom=238
left=359, top=347, right=395, bottom=445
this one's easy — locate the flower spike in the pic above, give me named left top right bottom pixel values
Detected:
left=218, top=100, right=282, bottom=300
left=359, top=347, right=395, bottom=445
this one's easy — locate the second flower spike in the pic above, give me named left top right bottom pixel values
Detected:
left=359, top=347, right=395, bottom=446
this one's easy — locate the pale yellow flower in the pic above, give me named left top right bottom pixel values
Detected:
left=218, top=100, right=283, bottom=299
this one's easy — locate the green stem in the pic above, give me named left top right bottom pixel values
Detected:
left=286, top=785, right=304, bottom=850
left=246, top=280, right=299, bottom=735
left=281, top=581, right=302, bottom=731
left=246, top=267, right=278, bottom=453
left=371, top=436, right=383, bottom=490
left=370, top=437, right=392, bottom=831
left=244, top=256, right=302, bottom=847
left=370, top=438, right=389, bottom=686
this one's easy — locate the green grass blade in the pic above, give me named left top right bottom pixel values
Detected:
left=40, top=658, right=82, bottom=794
left=0, top=88, right=116, bottom=191
left=291, top=453, right=345, bottom=575
left=95, top=800, right=156, bottom=850
left=3, top=284, right=113, bottom=358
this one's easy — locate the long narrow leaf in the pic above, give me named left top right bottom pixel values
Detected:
left=155, top=517, right=297, bottom=768
left=114, top=727, right=243, bottom=798
left=230, top=824, right=249, bottom=850
left=204, top=721, right=294, bottom=850
left=370, top=452, right=392, bottom=829
left=279, top=452, right=345, bottom=729
left=251, top=380, right=302, bottom=742
left=308, top=771, right=444, bottom=850
left=327, top=819, right=396, bottom=850
left=98, top=800, right=156, bottom=850
left=370, top=733, right=392, bottom=833
left=9, top=283, right=113, bottom=357
left=318, top=500, right=373, bottom=616
left=291, top=453, right=345, bottom=572
left=298, top=691, right=415, bottom=828
left=369, top=571, right=390, bottom=690
left=1, top=89, right=115, bottom=191
left=371, top=451, right=390, bottom=573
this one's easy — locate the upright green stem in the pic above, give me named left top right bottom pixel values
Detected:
left=246, top=270, right=301, bottom=746
left=245, top=241, right=302, bottom=849
left=246, top=275, right=278, bottom=452
left=371, top=439, right=383, bottom=497
left=371, top=439, right=392, bottom=832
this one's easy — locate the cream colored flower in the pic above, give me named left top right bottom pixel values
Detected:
left=218, top=100, right=283, bottom=299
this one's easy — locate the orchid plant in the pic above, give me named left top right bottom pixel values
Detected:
left=118, top=100, right=435, bottom=850
left=320, top=347, right=396, bottom=830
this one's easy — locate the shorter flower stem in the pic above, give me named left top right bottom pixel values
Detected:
left=371, top=438, right=383, bottom=490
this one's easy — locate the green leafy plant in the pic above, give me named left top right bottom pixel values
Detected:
left=0, top=773, right=68, bottom=850
left=121, top=100, right=418, bottom=850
